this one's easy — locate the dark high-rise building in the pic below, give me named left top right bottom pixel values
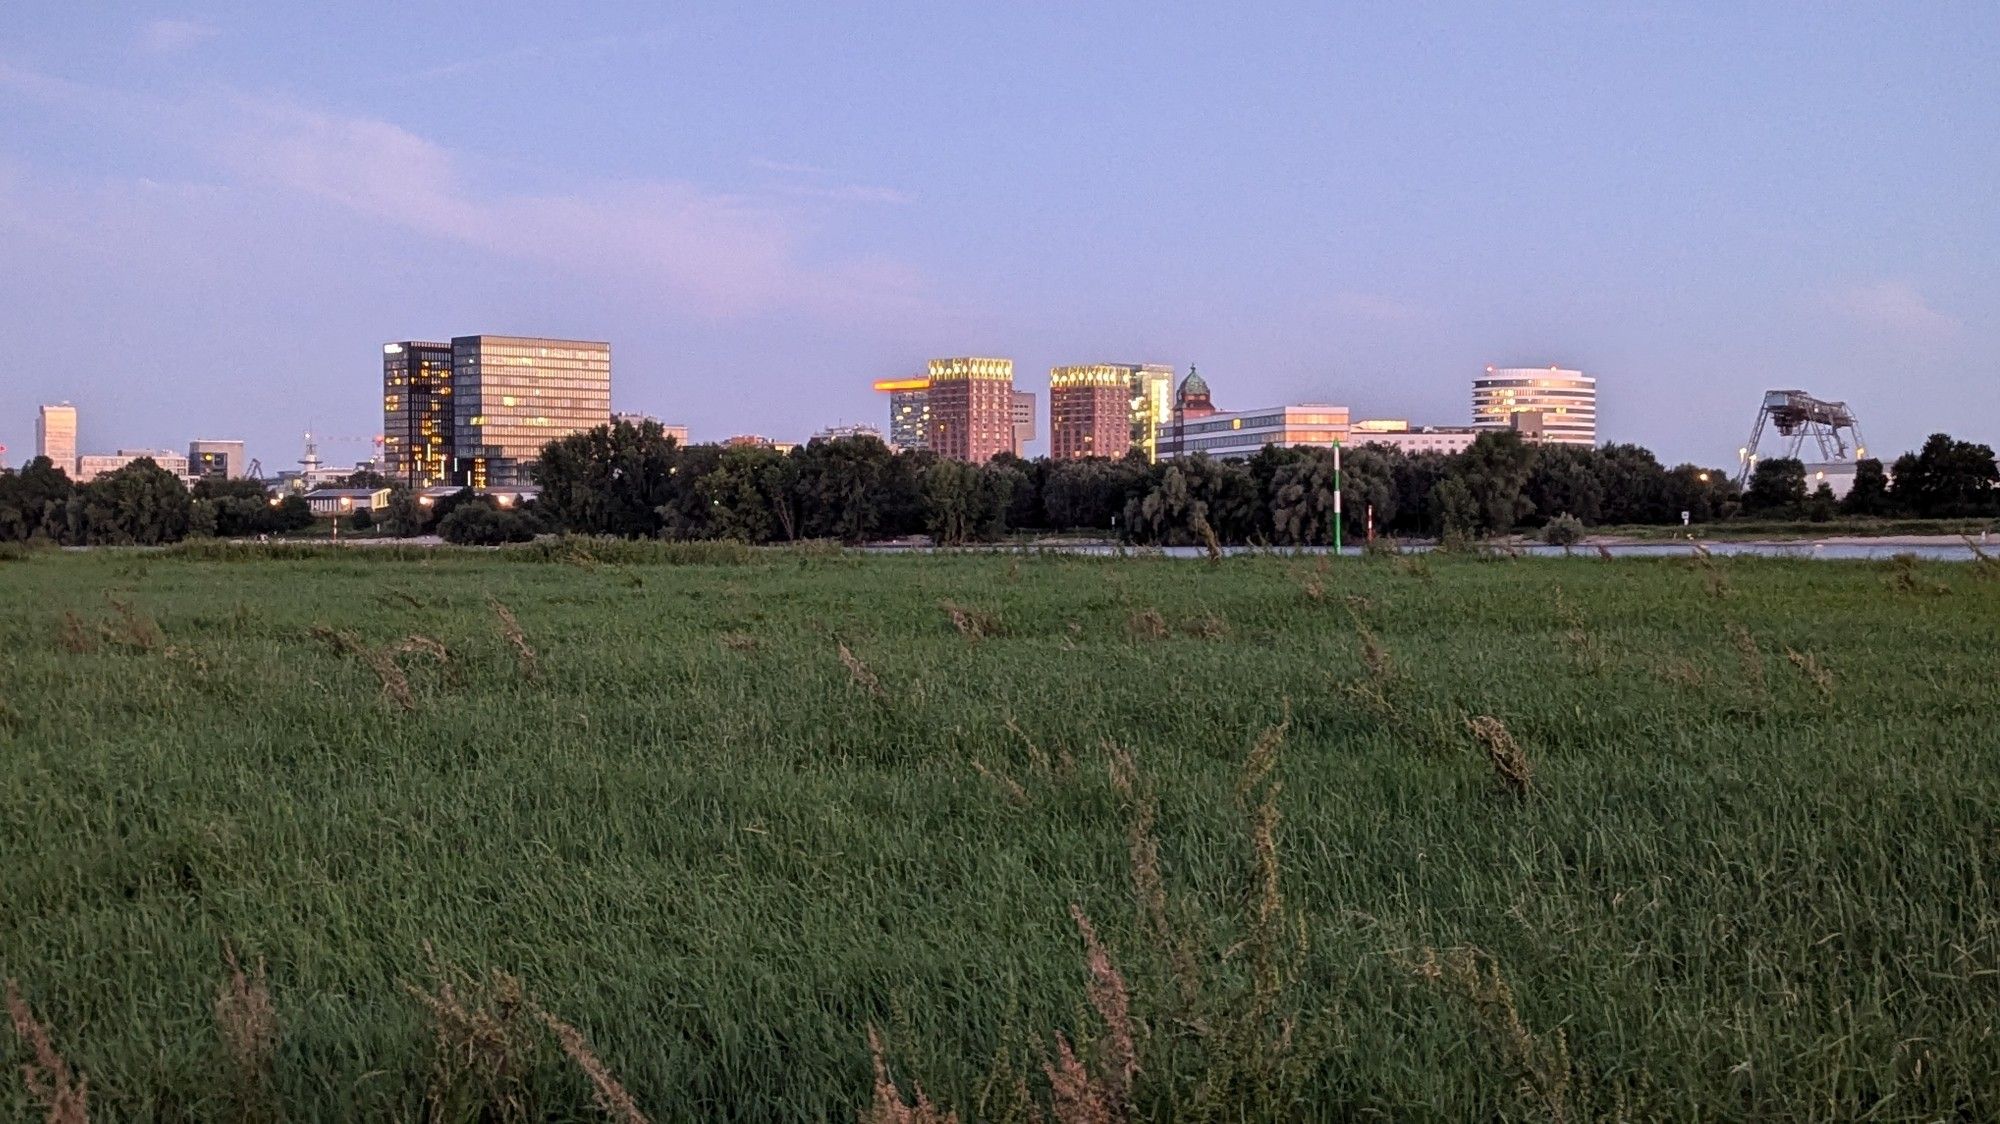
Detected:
left=382, top=341, right=455, bottom=487
left=873, top=377, right=931, bottom=451
left=451, top=335, right=612, bottom=486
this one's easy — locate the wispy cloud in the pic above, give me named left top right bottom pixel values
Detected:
left=1826, top=280, right=1960, bottom=338
left=218, top=97, right=926, bottom=318
left=137, top=18, right=221, bottom=55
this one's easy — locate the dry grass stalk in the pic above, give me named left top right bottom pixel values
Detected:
left=215, top=944, right=278, bottom=1115
left=1104, top=744, right=1200, bottom=1008
left=490, top=600, right=541, bottom=681
left=1406, top=947, right=1573, bottom=1124
left=1595, top=544, right=1614, bottom=561
left=1729, top=624, right=1766, bottom=695
left=1069, top=905, right=1138, bottom=1111
left=308, top=624, right=364, bottom=656
left=718, top=632, right=759, bottom=653
left=1785, top=647, right=1834, bottom=697
left=1299, top=572, right=1325, bottom=603
left=1466, top=715, right=1533, bottom=798
left=970, top=760, right=1029, bottom=806
left=393, top=634, right=451, bottom=664
left=1125, top=608, right=1169, bottom=641
left=1552, top=586, right=1605, bottom=673
left=1196, top=519, right=1223, bottom=564
left=57, top=611, right=96, bottom=654
left=5, top=979, right=89, bottom=1124
left=103, top=595, right=164, bottom=651
left=1043, top=1033, right=1124, bottom=1124
left=406, top=952, right=540, bottom=1123
left=536, top=1010, right=650, bottom=1124
left=838, top=643, right=890, bottom=702
left=865, top=1027, right=960, bottom=1124
left=363, top=648, right=417, bottom=712
left=1181, top=611, right=1229, bottom=639
left=1005, top=717, right=1053, bottom=774
left=1652, top=658, right=1707, bottom=688
left=1356, top=624, right=1393, bottom=685
left=938, top=599, right=1000, bottom=641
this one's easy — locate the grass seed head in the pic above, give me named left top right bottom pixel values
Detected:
left=1466, top=715, right=1533, bottom=798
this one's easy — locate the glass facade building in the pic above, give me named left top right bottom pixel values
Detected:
left=873, top=378, right=932, bottom=451
left=450, top=336, right=612, bottom=486
left=1159, top=405, right=1351, bottom=459
left=382, top=341, right=456, bottom=487
left=1472, top=367, right=1597, bottom=446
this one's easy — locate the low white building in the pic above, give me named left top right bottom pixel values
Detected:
left=1351, top=421, right=1482, bottom=457
left=302, top=487, right=391, bottom=516
left=1160, top=405, right=1351, bottom=459
left=76, top=450, right=192, bottom=482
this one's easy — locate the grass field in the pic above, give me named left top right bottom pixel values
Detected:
left=2, top=542, right=1997, bottom=1121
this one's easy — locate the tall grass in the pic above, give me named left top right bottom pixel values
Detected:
left=0, top=551, right=1996, bottom=1118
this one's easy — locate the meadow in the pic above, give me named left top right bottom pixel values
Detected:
left=1, top=541, right=1997, bottom=1121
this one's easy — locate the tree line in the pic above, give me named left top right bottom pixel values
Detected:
left=3, top=425, right=1993, bottom=548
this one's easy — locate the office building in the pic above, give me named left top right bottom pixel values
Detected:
left=1160, top=405, right=1350, bottom=460
left=1349, top=420, right=1482, bottom=456
left=811, top=423, right=886, bottom=444
left=873, top=378, right=931, bottom=450
left=1129, top=364, right=1176, bottom=461
left=76, top=449, right=192, bottom=482
left=1472, top=366, right=1597, bottom=446
left=926, top=357, right=1015, bottom=463
left=383, top=341, right=456, bottom=487
left=451, top=335, right=611, bottom=486
left=1011, top=390, right=1036, bottom=455
left=188, top=439, right=248, bottom=479
left=1049, top=365, right=1133, bottom=459
left=36, top=403, right=77, bottom=476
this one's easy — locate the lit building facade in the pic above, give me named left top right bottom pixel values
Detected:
left=1129, top=364, right=1176, bottom=461
left=873, top=378, right=932, bottom=450
left=383, top=341, right=455, bottom=487
left=1160, top=405, right=1351, bottom=460
left=1049, top=365, right=1133, bottom=459
left=1011, top=390, right=1036, bottom=454
left=36, top=403, right=77, bottom=476
left=811, top=423, right=886, bottom=444
left=926, top=357, right=1015, bottom=463
left=77, top=450, right=192, bottom=482
left=1350, top=421, right=1481, bottom=456
left=451, top=336, right=612, bottom=486
left=188, top=439, right=248, bottom=479
left=1472, top=367, right=1596, bottom=446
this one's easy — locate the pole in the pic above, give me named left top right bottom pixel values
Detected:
left=1332, top=441, right=1343, bottom=555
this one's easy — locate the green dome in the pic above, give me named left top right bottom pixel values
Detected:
left=1177, top=366, right=1210, bottom=401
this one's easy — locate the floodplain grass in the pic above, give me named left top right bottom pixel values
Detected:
left=0, top=548, right=1997, bottom=1120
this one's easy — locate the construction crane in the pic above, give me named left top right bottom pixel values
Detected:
left=1735, top=390, right=1867, bottom=486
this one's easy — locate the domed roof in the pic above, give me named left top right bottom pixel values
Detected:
left=1176, top=366, right=1210, bottom=401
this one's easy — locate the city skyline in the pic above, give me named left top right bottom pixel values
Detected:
left=2, top=6, right=1996, bottom=470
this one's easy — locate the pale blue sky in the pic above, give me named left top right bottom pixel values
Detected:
left=2, top=3, right=1995, bottom=470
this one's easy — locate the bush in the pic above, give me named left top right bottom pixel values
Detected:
left=348, top=508, right=375, bottom=532
left=437, top=501, right=539, bottom=546
left=1541, top=513, right=1586, bottom=547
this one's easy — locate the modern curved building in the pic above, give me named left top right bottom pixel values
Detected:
left=1472, top=366, right=1597, bottom=446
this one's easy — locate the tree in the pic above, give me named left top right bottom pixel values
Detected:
left=272, top=494, right=316, bottom=533
left=1338, top=446, right=1398, bottom=540
left=1541, top=513, right=1585, bottom=548
left=1453, top=432, right=1535, bottom=534
left=1430, top=476, right=1480, bottom=543
left=63, top=458, right=192, bottom=545
left=791, top=436, right=896, bottom=542
left=1806, top=483, right=1838, bottom=523
left=1596, top=444, right=1672, bottom=525
left=437, top=499, right=538, bottom=545
left=1124, top=456, right=1257, bottom=546
left=534, top=419, right=680, bottom=537
left=1840, top=458, right=1893, bottom=517
left=348, top=507, right=376, bottom=532
left=1663, top=465, right=1737, bottom=524
left=1268, top=449, right=1338, bottom=546
left=1887, top=434, right=1999, bottom=517
left=1524, top=445, right=1605, bottom=526
left=1744, top=458, right=1808, bottom=515
left=0, top=457, right=75, bottom=541
left=696, top=444, right=796, bottom=543
left=329, top=469, right=395, bottom=490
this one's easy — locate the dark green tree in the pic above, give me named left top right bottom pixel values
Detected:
left=1453, top=431, right=1536, bottom=533
left=1840, top=458, right=1892, bottom=517
left=791, top=435, right=897, bottom=542
left=1268, top=449, right=1339, bottom=546
left=1888, top=434, right=1999, bottom=516
left=1523, top=444, right=1605, bottom=526
left=1744, top=457, right=1808, bottom=515
left=534, top=419, right=680, bottom=537
left=65, top=458, right=192, bottom=544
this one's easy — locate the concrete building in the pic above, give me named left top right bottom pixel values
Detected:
left=1049, top=365, right=1133, bottom=460
left=382, top=341, right=455, bottom=487
left=1160, top=405, right=1351, bottom=460
left=612, top=413, right=689, bottom=445
left=1350, top=421, right=1481, bottom=456
left=1472, top=366, right=1597, bottom=446
left=1011, top=390, right=1036, bottom=455
left=35, top=403, right=77, bottom=476
left=76, top=450, right=192, bottom=482
left=451, top=335, right=612, bottom=486
left=188, top=439, right=248, bottom=479
left=927, top=357, right=1015, bottom=463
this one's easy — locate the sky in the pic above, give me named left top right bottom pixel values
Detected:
left=2, top=2, right=1995, bottom=472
